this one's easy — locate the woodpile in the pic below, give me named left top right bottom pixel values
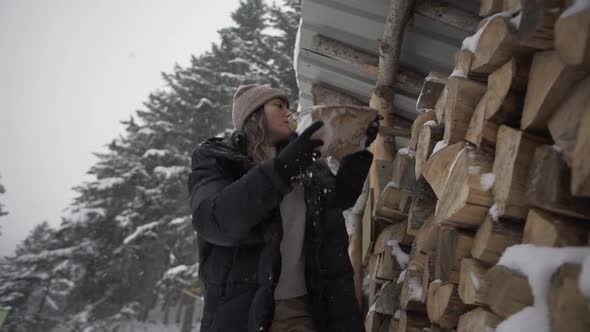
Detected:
left=362, top=1, right=590, bottom=331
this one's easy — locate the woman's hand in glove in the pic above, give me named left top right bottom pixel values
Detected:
left=275, top=121, right=324, bottom=182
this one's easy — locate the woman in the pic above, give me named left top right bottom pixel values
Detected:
left=188, top=84, right=377, bottom=332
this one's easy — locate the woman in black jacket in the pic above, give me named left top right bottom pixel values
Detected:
left=188, top=84, right=377, bottom=332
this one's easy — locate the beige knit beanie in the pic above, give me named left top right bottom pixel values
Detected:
left=232, top=84, right=289, bottom=130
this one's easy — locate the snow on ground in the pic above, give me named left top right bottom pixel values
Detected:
left=496, top=245, right=590, bottom=332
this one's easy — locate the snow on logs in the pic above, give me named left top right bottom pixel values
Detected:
left=362, top=1, right=590, bottom=331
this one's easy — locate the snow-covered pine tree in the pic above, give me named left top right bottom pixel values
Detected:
left=0, top=173, right=7, bottom=219
left=0, top=0, right=302, bottom=331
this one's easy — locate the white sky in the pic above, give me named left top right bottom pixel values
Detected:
left=0, top=0, right=244, bottom=256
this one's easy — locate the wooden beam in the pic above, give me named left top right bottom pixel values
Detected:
left=521, top=50, right=588, bottom=133
left=414, top=0, right=480, bottom=33
left=471, top=215, right=523, bottom=265
left=485, top=266, right=534, bottom=318
left=492, top=125, right=548, bottom=220
left=523, top=208, right=589, bottom=247
left=526, top=145, right=590, bottom=220
left=548, top=263, right=590, bottom=332
left=555, top=4, right=590, bottom=67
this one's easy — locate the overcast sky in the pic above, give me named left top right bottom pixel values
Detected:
left=0, top=0, right=245, bottom=256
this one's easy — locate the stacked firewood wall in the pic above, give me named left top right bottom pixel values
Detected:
left=363, top=1, right=590, bottom=331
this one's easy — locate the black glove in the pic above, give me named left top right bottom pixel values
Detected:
left=365, top=115, right=382, bottom=147
left=329, top=150, right=374, bottom=209
left=275, top=121, right=324, bottom=182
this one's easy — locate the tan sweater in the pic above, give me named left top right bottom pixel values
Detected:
left=274, top=183, right=308, bottom=299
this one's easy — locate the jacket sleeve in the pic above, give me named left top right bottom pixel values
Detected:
left=188, top=152, right=291, bottom=247
left=331, top=150, right=373, bottom=210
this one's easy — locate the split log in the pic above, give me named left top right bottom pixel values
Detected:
left=415, top=216, right=439, bottom=254
left=465, top=58, right=526, bottom=148
left=471, top=215, right=523, bottom=265
left=555, top=4, right=590, bottom=67
left=362, top=190, right=374, bottom=266
left=392, top=149, right=435, bottom=199
left=436, top=146, right=494, bottom=229
left=458, top=258, right=489, bottom=306
left=435, top=227, right=474, bottom=284
left=375, top=251, right=404, bottom=282
left=485, top=265, right=534, bottom=318
left=407, top=197, right=436, bottom=236
left=526, top=145, right=590, bottom=220
left=415, top=122, right=443, bottom=180
left=416, top=74, right=446, bottom=111
left=365, top=310, right=385, bottom=332
left=521, top=50, right=588, bottom=132
left=400, top=268, right=427, bottom=313
left=398, top=310, right=430, bottom=332
left=443, top=77, right=487, bottom=145
left=409, top=111, right=437, bottom=149
left=399, top=193, right=413, bottom=215
left=374, top=222, right=414, bottom=255
left=453, top=49, right=475, bottom=79
left=479, top=0, right=502, bottom=16
left=548, top=263, right=590, bottom=332
left=457, top=308, right=502, bottom=332
left=523, top=208, right=589, bottom=246
left=422, top=142, right=467, bottom=199
left=427, top=281, right=470, bottom=328
left=492, top=125, right=548, bottom=219
left=374, top=281, right=402, bottom=315
left=572, top=110, right=590, bottom=198
left=548, top=75, right=590, bottom=165
left=434, top=85, right=449, bottom=124
left=374, top=181, right=407, bottom=223
left=472, top=15, right=531, bottom=75
left=503, top=0, right=522, bottom=13
left=519, top=0, right=566, bottom=50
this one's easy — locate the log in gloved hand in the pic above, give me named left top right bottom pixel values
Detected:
left=275, top=121, right=325, bottom=183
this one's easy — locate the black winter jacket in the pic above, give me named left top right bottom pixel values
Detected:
left=188, top=131, right=372, bottom=332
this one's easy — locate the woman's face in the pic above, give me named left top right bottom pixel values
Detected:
left=263, top=98, right=292, bottom=145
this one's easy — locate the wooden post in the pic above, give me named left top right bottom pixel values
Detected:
left=471, top=215, right=523, bottom=265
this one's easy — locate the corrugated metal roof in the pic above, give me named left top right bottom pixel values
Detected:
left=295, top=0, right=481, bottom=122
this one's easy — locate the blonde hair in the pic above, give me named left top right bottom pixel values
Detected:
left=242, top=108, right=276, bottom=164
